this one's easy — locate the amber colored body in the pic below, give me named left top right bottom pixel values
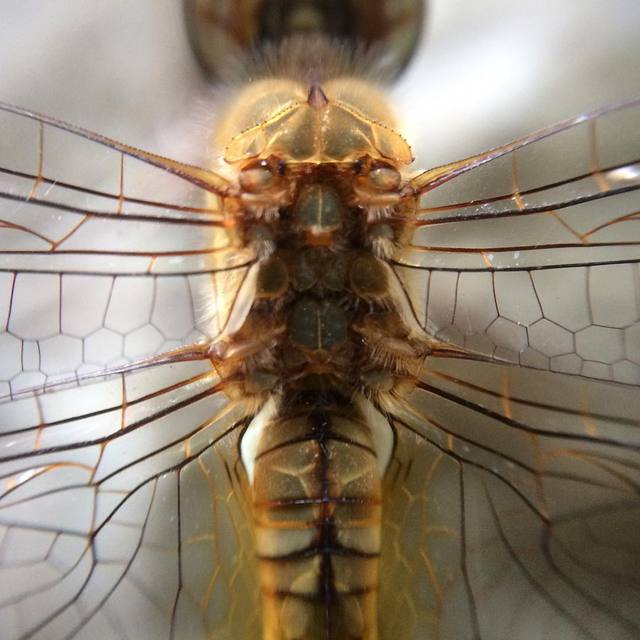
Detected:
left=1, top=23, right=639, bottom=640
left=210, top=74, right=426, bottom=639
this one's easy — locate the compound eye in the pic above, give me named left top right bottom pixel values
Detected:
left=368, top=166, right=401, bottom=191
left=185, top=1, right=425, bottom=82
left=239, top=161, right=274, bottom=192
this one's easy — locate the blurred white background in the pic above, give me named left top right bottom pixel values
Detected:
left=0, top=0, right=639, bottom=173
left=395, top=0, right=640, bottom=164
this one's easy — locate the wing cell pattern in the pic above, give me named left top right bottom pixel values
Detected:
left=0, top=360, right=261, bottom=640
left=0, top=99, right=639, bottom=639
left=379, top=359, right=640, bottom=640
left=0, top=107, right=253, bottom=396
left=396, top=101, right=640, bottom=383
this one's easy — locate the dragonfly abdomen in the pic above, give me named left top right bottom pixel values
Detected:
left=252, top=401, right=383, bottom=640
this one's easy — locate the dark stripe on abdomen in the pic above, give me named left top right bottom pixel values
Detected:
left=252, top=406, right=383, bottom=640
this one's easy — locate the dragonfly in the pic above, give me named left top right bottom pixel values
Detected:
left=1, top=1, right=639, bottom=639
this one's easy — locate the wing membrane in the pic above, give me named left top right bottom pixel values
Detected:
left=0, top=264, right=255, bottom=398
left=379, top=359, right=640, bottom=640
left=0, top=102, right=231, bottom=196
left=0, top=106, right=255, bottom=394
left=397, top=100, right=640, bottom=382
left=409, top=99, right=640, bottom=196
left=0, top=358, right=261, bottom=640
left=0, top=104, right=244, bottom=276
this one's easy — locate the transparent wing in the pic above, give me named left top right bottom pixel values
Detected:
left=0, top=358, right=261, bottom=640
left=0, top=104, right=255, bottom=396
left=0, top=106, right=263, bottom=639
left=381, top=99, right=640, bottom=639
left=396, top=99, right=640, bottom=383
left=379, top=359, right=640, bottom=640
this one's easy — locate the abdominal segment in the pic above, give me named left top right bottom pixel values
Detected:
left=211, top=73, right=423, bottom=639
left=252, top=402, right=382, bottom=640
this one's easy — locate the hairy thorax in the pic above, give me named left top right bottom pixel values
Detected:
left=212, top=77, right=423, bottom=394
